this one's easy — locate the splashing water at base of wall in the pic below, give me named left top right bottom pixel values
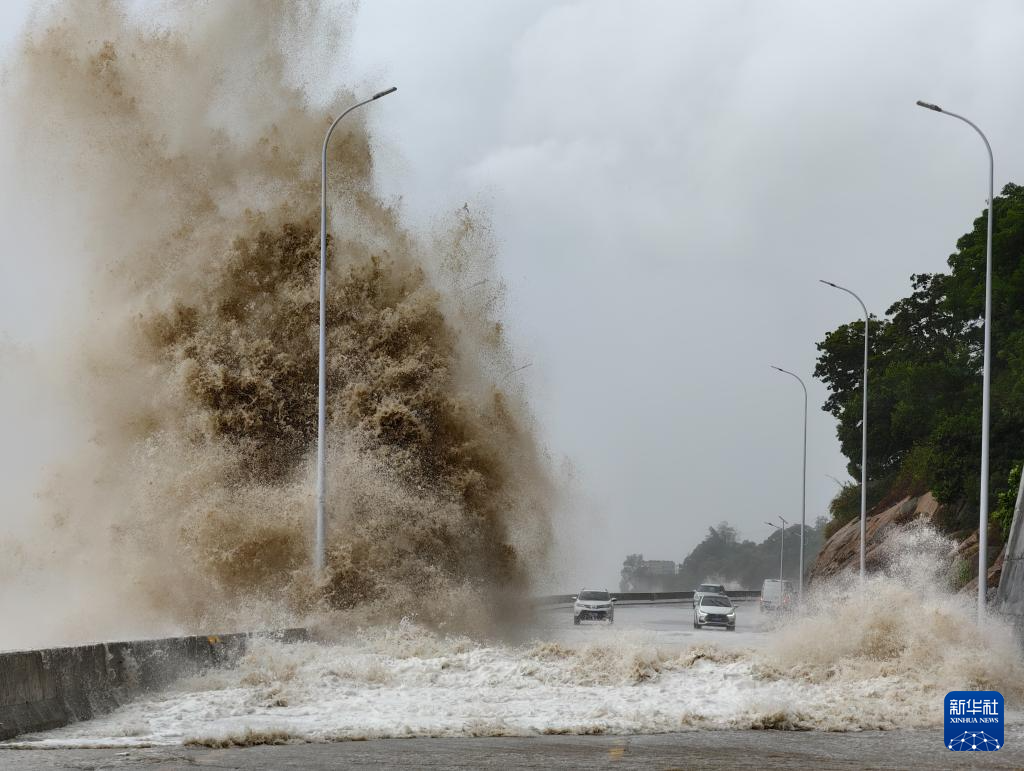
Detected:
left=5, top=524, right=1022, bottom=746
left=767, top=526, right=1024, bottom=698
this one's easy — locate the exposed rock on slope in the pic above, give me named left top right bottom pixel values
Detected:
left=809, top=492, right=1007, bottom=597
left=960, top=537, right=1005, bottom=597
left=808, top=494, right=945, bottom=582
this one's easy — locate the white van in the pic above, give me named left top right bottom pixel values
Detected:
left=760, top=579, right=794, bottom=612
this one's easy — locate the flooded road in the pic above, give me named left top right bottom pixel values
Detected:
left=5, top=597, right=1018, bottom=766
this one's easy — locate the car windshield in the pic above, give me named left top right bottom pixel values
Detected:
left=579, top=591, right=610, bottom=601
left=699, top=584, right=724, bottom=592
left=700, top=596, right=732, bottom=608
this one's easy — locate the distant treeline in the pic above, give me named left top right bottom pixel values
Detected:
left=619, top=518, right=828, bottom=592
left=815, top=183, right=1024, bottom=549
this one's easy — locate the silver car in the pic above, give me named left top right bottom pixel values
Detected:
left=573, top=589, right=615, bottom=624
left=692, top=582, right=726, bottom=608
left=693, top=594, right=736, bottom=631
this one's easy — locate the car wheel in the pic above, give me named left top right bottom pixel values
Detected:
left=728, top=626, right=736, bottom=631
left=693, top=621, right=700, bottom=629
left=574, top=617, right=580, bottom=625
left=608, top=616, right=614, bottom=624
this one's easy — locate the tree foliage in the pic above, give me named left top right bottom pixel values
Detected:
left=618, top=519, right=828, bottom=591
left=992, top=463, right=1022, bottom=541
left=815, top=183, right=1024, bottom=535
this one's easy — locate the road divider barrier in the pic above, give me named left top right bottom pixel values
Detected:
left=0, top=628, right=307, bottom=741
left=537, top=590, right=762, bottom=606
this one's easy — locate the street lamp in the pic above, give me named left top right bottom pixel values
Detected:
left=771, top=365, right=807, bottom=602
left=820, top=280, right=868, bottom=581
left=316, top=86, right=397, bottom=573
left=916, top=99, right=995, bottom=625
left=765, top=516, right=788, bottom=584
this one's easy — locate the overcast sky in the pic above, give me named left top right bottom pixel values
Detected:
left=3, top=1, right=1024, bottom=589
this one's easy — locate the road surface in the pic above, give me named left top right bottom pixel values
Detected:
left=4, top=730, right=1023, bottom=769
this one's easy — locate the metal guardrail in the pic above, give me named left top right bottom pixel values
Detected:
left=537, top=590, right=762, bottom=606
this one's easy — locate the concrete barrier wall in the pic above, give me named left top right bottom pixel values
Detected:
left=0, top=628, right=307, bottom=742
left=537, top=590, right=763, bottom=606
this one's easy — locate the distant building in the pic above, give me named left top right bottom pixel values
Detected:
left=642, top=559, right=676, bottom=575
left=620, top=555, right=679, bottom=592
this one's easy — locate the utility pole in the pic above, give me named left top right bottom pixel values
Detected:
left=316, top=86, right=397, bottom=573
left=771, top=365, right=808, bottom=602
left=820, top=280, right=869, bottom=581
left=916, top=99, right=995, bottom=624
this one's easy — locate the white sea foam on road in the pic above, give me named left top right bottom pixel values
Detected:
left=0, top=621, right=877, bottom=748
left=4, top=606, right=1020, bottom=746
left=7, top=529, right=1023, bottom=748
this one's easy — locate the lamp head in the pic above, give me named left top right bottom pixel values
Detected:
left=915, top=100, right=942, bottom=113
left=373, top=86, right=398, bottom=100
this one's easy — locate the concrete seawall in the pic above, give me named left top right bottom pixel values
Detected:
left=0, top=629, right=307, bottom=741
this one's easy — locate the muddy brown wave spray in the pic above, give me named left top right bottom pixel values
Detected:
left=0, top=1, right=553, bottom=646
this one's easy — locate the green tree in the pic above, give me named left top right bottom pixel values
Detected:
left=992, top=464, right=1022, bottom=541
left=674, top=519, right=828, bottom=589
left=815, top=183, right=1024, bottom=538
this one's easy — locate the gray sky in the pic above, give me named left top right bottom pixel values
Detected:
left=4, top=1, right=1024, bottom=589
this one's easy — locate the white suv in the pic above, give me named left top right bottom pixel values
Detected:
left=573, top=589, right=615, bottom=624
left=693, top=594, right=736, bottom=631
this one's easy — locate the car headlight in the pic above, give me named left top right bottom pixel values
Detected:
left=698, top=613, right=707, bottom=620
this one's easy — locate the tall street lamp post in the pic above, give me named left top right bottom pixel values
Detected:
left=771, top=365, right=808, bottom=602
left=316, top=86, right=397, bottom=573
left=916, top=100, right=995, bottom=624
left=820, top=280, right=868, bottom=581
left=766, top=516, right=788, bottom=584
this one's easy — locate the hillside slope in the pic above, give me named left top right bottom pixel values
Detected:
left=808, top=493, right=1004, bottom=593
